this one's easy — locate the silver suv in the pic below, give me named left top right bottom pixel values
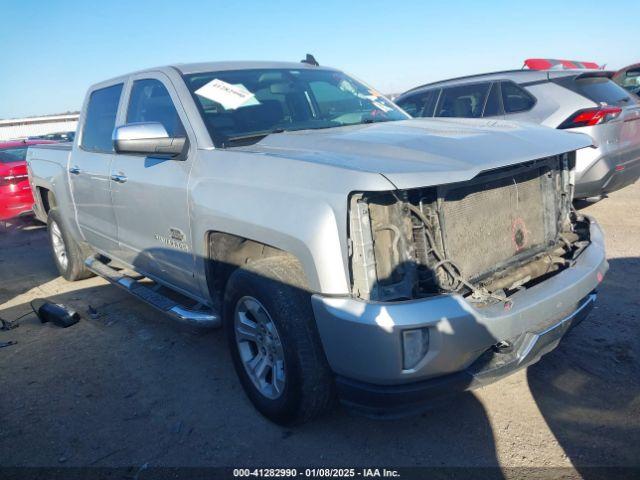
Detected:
left=396, top=68, right=640, bottom=200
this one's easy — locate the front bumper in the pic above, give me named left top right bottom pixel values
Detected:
left=311, top=218, right=608, bottom=410
left=335, top=292, right=595, bottom=416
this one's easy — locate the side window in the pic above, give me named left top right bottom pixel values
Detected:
left=81, top=83, right=123, bottom=153
left=127, top=79, right=186, bottom=137
left=396, top=89, right=439, bottom=117
left=435, top=83, right=491, bottom=118
left=482, top=83, right=502, bottom=117
left=501, top=81, right=535, bottom=113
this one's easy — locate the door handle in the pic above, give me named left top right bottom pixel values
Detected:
left=69, top=166, right=81, bottom=175
left=110, top=173, right=128, bottom=183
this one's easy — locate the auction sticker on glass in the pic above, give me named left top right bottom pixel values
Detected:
left=195, top=79, right=259, bottom=109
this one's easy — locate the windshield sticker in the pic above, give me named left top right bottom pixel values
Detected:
left=372, top=100, right=393, bottom=113
left=361, top=93, right=393, bottom=113
left=195, top=79, right=259, bottom=110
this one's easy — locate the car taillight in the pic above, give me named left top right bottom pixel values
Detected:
left=558, top=106, right=622, bottom=129
left=0, top=173, right=28, bottom=186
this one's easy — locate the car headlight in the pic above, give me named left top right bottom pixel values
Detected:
left=402, top=327, right=430, bottom=370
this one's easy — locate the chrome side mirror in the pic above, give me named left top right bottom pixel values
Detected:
left=112, top=122, right=186, bottom=156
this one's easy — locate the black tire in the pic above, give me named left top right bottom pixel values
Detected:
left=224, top=256, right=335, bottom=425
left=47, top=208, right=94, bottom=281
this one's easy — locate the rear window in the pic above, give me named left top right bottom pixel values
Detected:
left=435, top=83, right=491, bottom=118
left=396, top=89, right=439, bottom=117
left=574, top=77, right=633, bottom=106
left=0, top=147, right=28, bottom=163
left=81, top=83, right=123, bottom=153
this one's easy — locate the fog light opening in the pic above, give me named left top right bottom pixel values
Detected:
left=492, top=340, right=514, bottom=354
left=402, top=328, right=430, bottom=370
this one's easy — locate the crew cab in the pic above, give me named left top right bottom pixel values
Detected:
left=27, top=60, right=607, bottom=424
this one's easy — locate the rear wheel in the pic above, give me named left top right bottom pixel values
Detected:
left=47, top=209, right=94, bottom=281
left=223, top=256, right=335, bottom=425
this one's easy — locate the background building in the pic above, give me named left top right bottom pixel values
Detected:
left=0, top=113, right=78, bottom=141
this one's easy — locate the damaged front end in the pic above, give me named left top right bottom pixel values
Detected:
left=348, top=153, right=592, bottom=304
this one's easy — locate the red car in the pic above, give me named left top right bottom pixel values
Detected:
left=0, top=140, right=57, bottom=221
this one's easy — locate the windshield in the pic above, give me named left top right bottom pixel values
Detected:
left=185, top=68, right=409, bottom=147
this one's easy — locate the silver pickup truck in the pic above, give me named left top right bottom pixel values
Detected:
left=27, top=60, right=608, bottom=424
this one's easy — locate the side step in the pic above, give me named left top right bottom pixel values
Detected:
left=85, top=256, right=221, bottom=328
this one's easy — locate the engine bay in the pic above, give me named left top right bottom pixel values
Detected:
left=348, top=153, right=592, bottom=303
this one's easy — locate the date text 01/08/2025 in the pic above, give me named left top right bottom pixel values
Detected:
left=232, top=468, right=401, bottom=478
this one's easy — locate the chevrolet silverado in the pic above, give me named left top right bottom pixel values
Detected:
left=27, top=59, right=607, bottom=424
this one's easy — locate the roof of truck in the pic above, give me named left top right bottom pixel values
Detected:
left=173, top=61, right=337, bottom=75
left=90, top=61, right=339, bottom=91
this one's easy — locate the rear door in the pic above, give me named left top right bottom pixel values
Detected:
left=109, top=72, right=198, bottom=297
left=71, top=83, right=124, bottom=253
left=434, top=82, right=493, bottom=118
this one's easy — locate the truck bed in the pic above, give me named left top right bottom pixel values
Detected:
left=28, top=142, right=73, bottom=152
left=26, top=142, right=73, bottom=223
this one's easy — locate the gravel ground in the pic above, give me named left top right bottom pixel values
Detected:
left=0, top=183, right=638, bottom=477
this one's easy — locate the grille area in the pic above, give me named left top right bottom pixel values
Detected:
left=439, top=166, right=556, bottom=281
left=349, top=155, right=571, bottom=301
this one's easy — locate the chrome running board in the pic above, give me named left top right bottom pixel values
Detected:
left=85, top=256, right=221, bottom=328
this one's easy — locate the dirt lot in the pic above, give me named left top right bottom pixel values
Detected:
left=1, top=184, right=639, bottom=476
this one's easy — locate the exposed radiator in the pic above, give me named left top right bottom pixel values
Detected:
left=438, top=166, right=557, bottom=281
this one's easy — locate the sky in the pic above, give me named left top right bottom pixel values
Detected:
left=1, top=0, right=638, bottom=119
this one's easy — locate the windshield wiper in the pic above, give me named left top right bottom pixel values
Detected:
left=362, top=118, right=393, bottom=124
left=224, top=128, right=286, bottom=146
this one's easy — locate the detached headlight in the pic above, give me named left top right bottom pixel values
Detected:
left=402, top=327, right=430, bottom=370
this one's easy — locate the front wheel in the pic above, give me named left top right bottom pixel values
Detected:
left=47, top=209, right=94, bottom=281
left=224, top=256, right=335, bottom=425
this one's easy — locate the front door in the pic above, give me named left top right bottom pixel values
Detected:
left=70, top=83, right=124, bottom=253
left=110, top=73, right=197, bottom=297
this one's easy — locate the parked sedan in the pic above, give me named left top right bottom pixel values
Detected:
left=0, top=140, right=56, bottom=221
left=395, top=59, right=640, bottom=200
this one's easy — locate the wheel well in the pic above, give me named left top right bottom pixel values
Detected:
left=38, top=187, right=54, bottom=214
left=205, top=232, right=287, bottom=307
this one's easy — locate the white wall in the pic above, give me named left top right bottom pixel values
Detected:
left=0, top=117, right=78, bottom=141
